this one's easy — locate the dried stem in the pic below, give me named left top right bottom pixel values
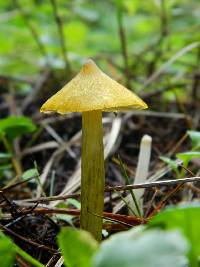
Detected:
left=13, top=177, right=200, bottom=205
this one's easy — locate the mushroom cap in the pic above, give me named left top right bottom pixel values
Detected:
left=41, top=59, right=148, bottom=113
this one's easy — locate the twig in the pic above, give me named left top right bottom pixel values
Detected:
left=143, top=42, right=200, bottom=88
left=2, top=175, right=38, bottom=192
left=148, top=182, right=184, bottom=218
left=3, top=207, right=144, bottom=226
left=106, top=177, right=200, bottom=192
left=92, top=212, right=133, bottom=227
left=15, top=177, right=200, bottom=204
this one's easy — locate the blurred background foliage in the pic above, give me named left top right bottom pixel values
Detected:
left=0, top=0, right=200, bottom=99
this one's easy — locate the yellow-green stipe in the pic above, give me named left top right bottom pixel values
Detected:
left=81, top=110, right=105, bottom=241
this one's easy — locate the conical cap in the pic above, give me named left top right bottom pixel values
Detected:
left=41, top=59, right=147, bottom=113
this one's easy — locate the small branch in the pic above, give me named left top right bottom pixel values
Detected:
left=106, top=177, right=200, bottom=191
left=49, top=0, right=71, bottom=75
left=2, top=207, right=145, bottom=226
left=143, top=42, right=200, bottom=89
left=14, top=177, right=200, bottom=204
left=2, top=175, right=38, bottom=192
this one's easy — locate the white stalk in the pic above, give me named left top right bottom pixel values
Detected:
left=113, top=134, right=152, bottom=215
left=129, top=134, right=152, bottom=215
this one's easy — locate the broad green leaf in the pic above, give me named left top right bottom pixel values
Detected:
left=93, top=226, right=188, bottom=267
left=176, top=151, right=200, bottom=165
left=0, top=232, right=16, bottom=267
left=58, top=228, right=98, bottom=267
left=150, top=203, right=200, bottom=267
left=187, top=130, right=200, bottom=150
left=0, top=116, right=36, bottom=142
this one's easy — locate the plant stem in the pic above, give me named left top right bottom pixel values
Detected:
left=15, top=245, right=45, bottom=267
left=118, top=155, right=141, bottom=217
left=50, top=0, right=71, bottom=75
left=81, top=111, right=105, bottom=241
left=13, top=0, right=49, bottom=65
left=1, top=134, right=22, bottom=176
left=116, top=1, right=131, bottom=88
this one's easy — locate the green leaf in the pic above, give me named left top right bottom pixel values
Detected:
left=176, top=151, right=200, bottom=165
left=93, top=226, right=188, bottom=267
left=187, top=130, right=200, bottom=150
left=0, top=232, right=16, bottom=267
left=66, top=198, right=81, bottom=209
left=0, top=153, right=12, bottom=159
left=160, top=156, right=180, bottom=176
left=55, top=200, right=80, bottom=225
left=0, top=116, right=36, bottom=142
left=58, top=228, right=98, bottom=267
left=0, top=164, right=12, bottom=172
left=150, top=203, right=200, bottom=267
left=22, top=168, right=38, bottom=180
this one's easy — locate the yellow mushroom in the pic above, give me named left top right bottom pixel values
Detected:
left=40, top=59, right=147, bottom=241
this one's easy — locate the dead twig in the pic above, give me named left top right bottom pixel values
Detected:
left=14, top=177, right=200, bottom=204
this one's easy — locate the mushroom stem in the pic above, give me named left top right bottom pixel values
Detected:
left=81, top=110, right=105, bottom=241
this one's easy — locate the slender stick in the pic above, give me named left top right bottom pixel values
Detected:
left=81, top=111, right=105, bottom=241
left=13, top=176, right=200, bottom=205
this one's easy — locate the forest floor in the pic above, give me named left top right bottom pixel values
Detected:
left=1, top=83, right=200, bottom=266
